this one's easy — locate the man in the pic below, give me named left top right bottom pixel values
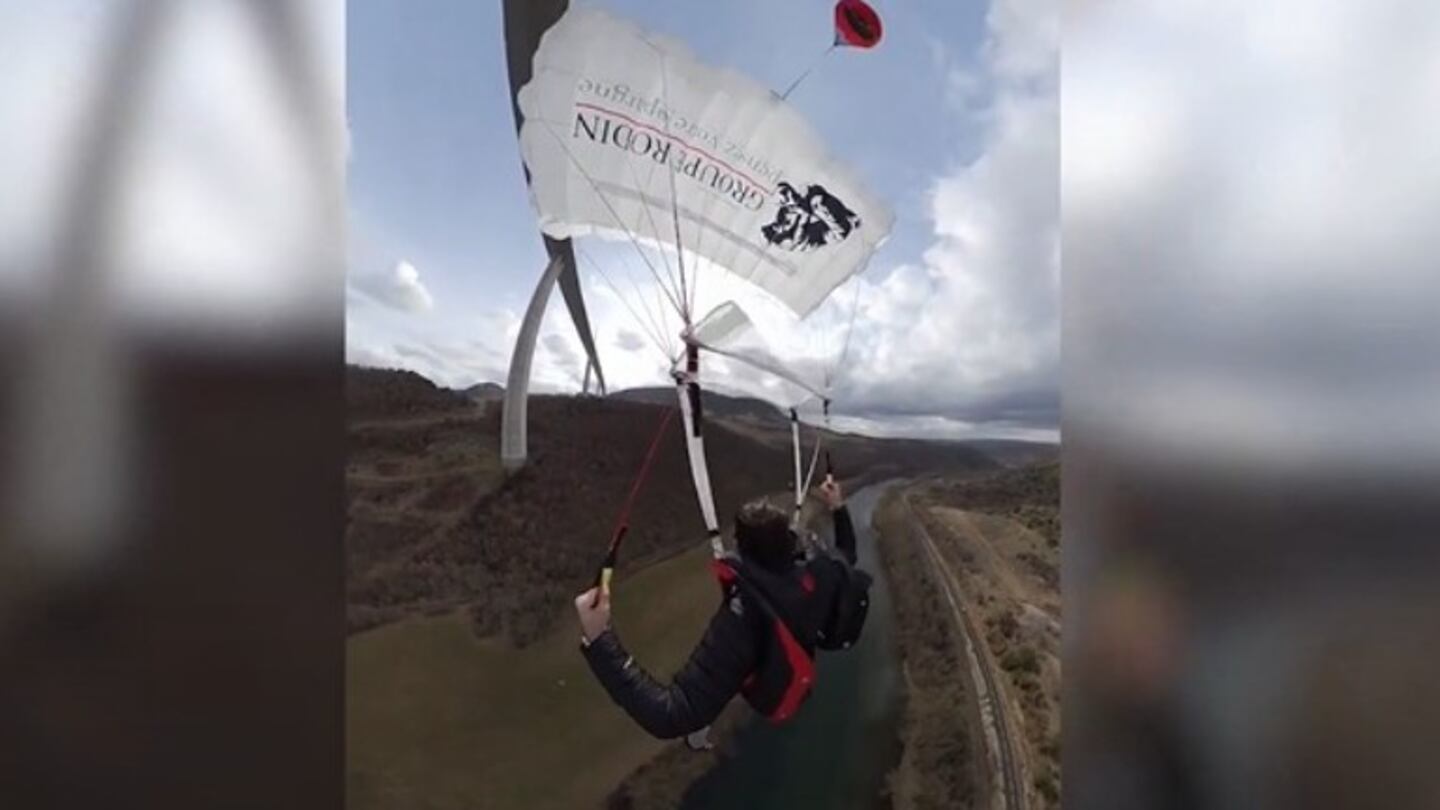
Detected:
left=574, top=478, right=870, bottom=741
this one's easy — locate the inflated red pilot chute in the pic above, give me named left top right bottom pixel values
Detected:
left=834, top=0, right=883, bottom=49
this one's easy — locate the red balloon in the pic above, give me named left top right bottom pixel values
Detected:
left=834, top=0, right=883, bottom=49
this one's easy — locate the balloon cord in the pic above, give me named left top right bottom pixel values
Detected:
left=780, top=44, right=836, bottom=101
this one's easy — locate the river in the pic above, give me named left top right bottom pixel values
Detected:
left=680, top=482, right=903, bottom=809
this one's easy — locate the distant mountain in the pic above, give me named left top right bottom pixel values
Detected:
left=610, top=386, right=786, bottom=423
left=965, top=439, right=1060, bottom=468
left=347, top=371, right=795, bottom=643
left=461, top=381, right=505, bottom=402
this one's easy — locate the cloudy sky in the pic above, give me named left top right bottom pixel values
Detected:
left=348, top=0, right=1058, bottom=442
left=1065, top=0, right=1440, bottom=474
left=0, top=1, right=343, bottom=335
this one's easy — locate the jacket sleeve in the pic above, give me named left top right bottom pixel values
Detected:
left=832, top=504, right=858, bottom=565
left=580, top=596, right=758, bottom=739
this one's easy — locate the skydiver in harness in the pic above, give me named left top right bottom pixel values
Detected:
left=574, top=478, right=872, bottom=743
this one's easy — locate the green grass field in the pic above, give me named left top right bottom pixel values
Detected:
left=347, top=544, right=719, bottom=810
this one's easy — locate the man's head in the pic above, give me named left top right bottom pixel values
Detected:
left=734, top=497, right=798, bottom=570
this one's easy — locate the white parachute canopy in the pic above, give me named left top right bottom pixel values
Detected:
left=516, top=7, right=893, bottom=321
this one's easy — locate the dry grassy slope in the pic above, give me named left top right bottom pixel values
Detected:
left=347, top=365, right=471, bottom=421
left=921, top=461, right=1060, bottom=548
left=347, top=544, right=722, bottom=810
left=347, top=367, right=1004, bottom=646
left=912, top=462, right=1062, bottom=807
left=346, top=367, right=1011, bottom=809
left=347, top=368, right=795, bottom=645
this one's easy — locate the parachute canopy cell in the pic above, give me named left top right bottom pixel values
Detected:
left=517, top=8, right=893, bottom=319
left=834, top=0, right=883, bottom=49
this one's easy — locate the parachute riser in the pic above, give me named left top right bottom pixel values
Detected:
left=675, top=343, right=723, bottom=557
left=791, top=402, right=828, bottom=529
left=822, top=399, right=835, bottom=481
left=790, top=408, right=803, bottom=516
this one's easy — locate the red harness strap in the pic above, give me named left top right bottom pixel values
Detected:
left=767, top=614, right=816, bottom=722
left=711, top=559, right=816, bottom=724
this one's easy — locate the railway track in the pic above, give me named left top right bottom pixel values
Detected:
left=905, top=496, right=1027, bottom=810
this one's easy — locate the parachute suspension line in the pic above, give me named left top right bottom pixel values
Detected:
left=779, top=43, right=837, bottom=101
left=575, top=245, right=664, bottom=355
left=630, top=30, right=694, bottom=325
left=669, top=148, right=690, bottom=325
left=828, top=279, right=866, bottom=390
left=537, top=120, right=687, bottom=317
left=790, top=407, right=826, bottom=528
left=619, top=151, right=683, bottom=307
left=593, top=404, right=677, bottom=603
left=657, top=51, right=692, bottom=326
left=802, top=419, right=824, bottom=497
left=576, top=245, right=671, bottom=359
left=655, top=277, right=680, bottom=360
left=604, top=237, right=679, bottom=360
left=580, top=244, right=672, bottom=359
left=692, top=339, right=830, bottom=401
left=822, top=400, right=836, bottom=481
left=675, top=342, right=723, bottom=557
left=790, top=408, right=804, bottom=524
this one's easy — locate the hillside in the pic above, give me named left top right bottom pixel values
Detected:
left=610, top=385, right=786, bottom=422
left=460, top=381, right=505, bottom=402
left=920, top=461, right=1061, bottom=549
left=346, top=366, right=1020, bottom=810
left=718, top=417, right=1002, bottom=487
left=899, top=462, right=1062, bottom=807
left=347, top=367, right=1003, bottom=646
left=349, top=369, right=796, bottom=646
left=964, top=439, right=1060, bottom=468
left=347, top=365, right=471, bottom=421
left=348, top=544, right=723, bottom=810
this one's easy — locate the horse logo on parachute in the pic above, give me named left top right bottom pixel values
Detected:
left=761, top=181, right=862, bottom=253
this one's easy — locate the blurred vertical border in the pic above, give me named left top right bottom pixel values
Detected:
left=1064, top=2, right=1440, bottom=809
left=0, top=1, right=344, bottom=808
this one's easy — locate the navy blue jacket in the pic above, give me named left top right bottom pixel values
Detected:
left=580, top=506, right=858, bottom=739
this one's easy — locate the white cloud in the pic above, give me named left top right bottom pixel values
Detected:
left=1065, top=0, right=1440, bottom=471
left=345, top=340, right=401, bottom=370
left=338, top=0, right=1059, bottom=440
left=541, top=332, right=581, bottom=378
left=0, top=0, right=345, bottom=334
left=491, top=0, right=1061, bottom=434
left=615, top=329, right=646, bottom=352
left=815, top=0, right=1060, bottom=430
left=832, top=413, right=1058, bottom=444
left=351, top=259, right=434, bottom=313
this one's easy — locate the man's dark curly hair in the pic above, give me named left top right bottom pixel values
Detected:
left=734, top=497, right=797, bottom=571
